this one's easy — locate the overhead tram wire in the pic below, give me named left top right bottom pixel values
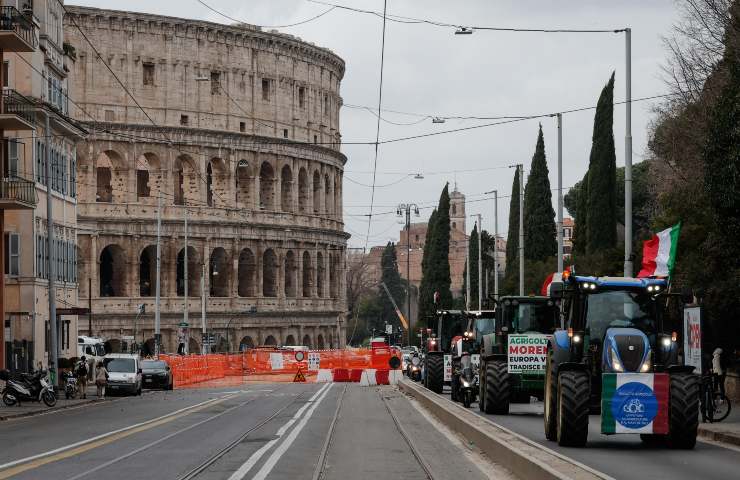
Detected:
left=196, top=0, right=337, bottom=29
left=308, top=0, right=622, bottom=34
left=363, top=0, right=388, bottom=251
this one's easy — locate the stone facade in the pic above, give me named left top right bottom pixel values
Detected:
left=64, top=6, right=348, bottom=353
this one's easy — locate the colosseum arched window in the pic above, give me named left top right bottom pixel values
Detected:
left=316, top=251, right=325, bottom=297
left=237, top=248, right=256, bottom=297
left=302, top=334, right=312, bottom=348
left=263, top=335, right=278, bottom=347
left=280, top=164, right=293, bottom=212
left=139, top=245, right=157, bottom=296
left=236, top=160, right=251, bottom=208
left=317, top=334, right=325, bottom=349
left=209, top=158, right=228, bottom=207
left=334, top=174, right=341, bottom=218
left=324, top=173, right=333, bottom=215
left=174, top=155, right=198, bottom=206
left=176, top=246, right=200, bottom=296
left=329, top=253, right=338, bottom=298
left=285, top=334, right=296, bottom=346
left=262, top=248, right=278, bottom=297
left=301, top=251, right=312, bottom=297
left=209, top=247, right=230, bottom=297
left=284, top=250, right=297, bottom=297
left=136, top=153, right=160, bottom=201
left=100, top=244, right=126, bottom=297
left=96, top=150, right=124, bottom=203
left=239, top=336, right=255, bottom=351
left=259, top=162, right=275, bottom=210
left=312, top=170, right=321, bottom=213
left=206, top=162, right=214, bottom=207
left=298, top=168, right=309, bottom=213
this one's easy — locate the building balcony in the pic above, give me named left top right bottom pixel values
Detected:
left=0, top=175, right=36, bottom=210
left=0, top=6, right=37, bottom=52
left=0, top=89, right=36, bottom=131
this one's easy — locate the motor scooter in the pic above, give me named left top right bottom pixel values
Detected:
left=63, top=371, right=78, bottom=399
left=1, top=369, right=57, bottom=407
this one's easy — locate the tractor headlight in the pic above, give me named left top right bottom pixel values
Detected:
left=661, top=336, right=672, bottom=348
left=610, top=348, right=624, bottom=372
left=572, top=334, right=582, bottom=344
left=640, top=359, right=651, bottom=372
left=462, top=380, right=471, bottom=388
left=430, top=340, right=437, bottom=346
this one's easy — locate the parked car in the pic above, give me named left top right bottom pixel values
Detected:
left=141, top=360, right=173, bottom=390
left=104, top=354, right=142, bottom=396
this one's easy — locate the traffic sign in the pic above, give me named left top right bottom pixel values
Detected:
left=295, top=351, right=306, bottom=362
left=293, top=368, right=306, bottom=382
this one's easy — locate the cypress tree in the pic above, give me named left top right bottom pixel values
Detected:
left=418, top=209, right=438, bottom=324
left=523, top=125, right=557, bottom=261
left=379, top=242, right=405, bottom=331
left=431, top=184, right=453, bottom=309
left=504, top=168, right=520, bottom=290
left=466, top=223, right=479, bottom=308
left=573, top=171, right=589, bottom=254
left=586, top=72, right=618, bottom=252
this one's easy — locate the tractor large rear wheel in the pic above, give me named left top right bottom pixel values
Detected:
left=426, top=355, right=444, bottom=394
left=667, top=373, right=699, bottom=450
left=556, top=370, right=589, bottom=447
left=543, top=353, right=557, bottom=441
left=484, top=361, right=510, bottom=414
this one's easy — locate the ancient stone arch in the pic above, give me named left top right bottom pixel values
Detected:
left=301, top=251, right=312, bottom=297
left=263, top=335, right=277, bottom=347
left=324, top=172, right=333, bottom=215
left=316, top=251, right=325, bottom=297
left=298, top=167, right=309, bottom=213
left=262, top=248, right=278, bottom=297
left=236, top=159, right=252, bottom=208
left=96, top=150, right=125, bottom=203
left=284, top=334, right=296, bottom=346
left=239, top=336, right=255, bottom=351
left=139, top=245, right=157, bottom=296
left=176, top=246, right=200, bottom=296
left=312, top=170, right=321, bottom=213
left=280, top=164, right=293, bottom=212
left=259, top=161, right=275, bottom=210
left=135, top=152, right=161, bottom=201
left=302, top=334, right=312, bottom=348
left=237, top=248, right=257, bottom=297
left=284, top=250, right=297, bottom=297
left=100, top=244, right=126, bottom=297
left=209, top=247, right=230, bottom=297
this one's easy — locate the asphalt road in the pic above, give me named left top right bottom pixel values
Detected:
left=0, top=383, right=503, bottom=480
left=436, top=386, right=740, bottom=480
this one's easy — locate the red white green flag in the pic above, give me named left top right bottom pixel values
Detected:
left=637, top=222, right=681, bottom=278
left=601, top=373, right=669, bottom=434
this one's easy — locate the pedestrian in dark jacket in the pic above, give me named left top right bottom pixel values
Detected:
left=95, top=361, right=108, bottom=399
left=75, top=356, right=89, bottom=399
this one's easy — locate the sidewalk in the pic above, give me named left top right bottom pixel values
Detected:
left=698, top=406, right=740, bottom=447
left=0, top=385, right=106, bottom=421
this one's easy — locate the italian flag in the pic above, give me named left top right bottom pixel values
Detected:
left=601, top=373, right=669, bottom=434
left=637, top=222, right=681, bottom=278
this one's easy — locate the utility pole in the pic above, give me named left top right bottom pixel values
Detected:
left=154, top=193, right=162, bottom=355
left=183, top=207, right=188, bottom=329
left=88, top=277, right=92, bottom=336
left=494, top=190, right=499, bottom=300
left=624, top=27, right=633, bottom=277
left=201, top=261, right=207, bottom=354
left=556, top=113, right=564, bottom=274
left=396, top=203, right=419, bottom=346
left=465, top=242, right=471, bottom=310
left=44, top=112, right=58, bottom=383
left=518, top=164, right=524, bottom=296
left=477, top=214, right=482, bottom=311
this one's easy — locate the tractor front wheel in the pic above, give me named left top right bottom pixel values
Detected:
left=667, top=373, right=699, bottom=450
left=556, top=370, right=589, bottom=447
left=484, top=361, right=510, bottom=414
left=425, top=355, right=444, bottom=394
left=543, top=353, right=557, bottom=441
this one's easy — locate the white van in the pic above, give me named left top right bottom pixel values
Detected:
left=77, top=336, right=106, bottom=379
left=103, top=353, right=142, bottom=396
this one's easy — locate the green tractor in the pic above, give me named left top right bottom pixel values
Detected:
left=477, top=296, right=559, bottom=414
left=422, top=310, right=467, bottom=394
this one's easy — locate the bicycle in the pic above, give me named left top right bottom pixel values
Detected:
left=701, top=372, right=731, bottom=423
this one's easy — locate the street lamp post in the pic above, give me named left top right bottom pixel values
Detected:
left=397, top=203, right=420, bottom=346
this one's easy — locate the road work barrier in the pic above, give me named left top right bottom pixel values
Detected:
left=161, top=347, right=401, bottom=387
left=398, top=379, right=611, bottom=480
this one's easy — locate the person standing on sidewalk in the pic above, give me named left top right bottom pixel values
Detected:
left=74, top=356, right=89, bottom=399
left=95, top=361, right=109, bottom=399
left=712, top=347, right=726, bottom=397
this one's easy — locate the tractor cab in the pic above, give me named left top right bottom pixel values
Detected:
left=422, top=310, right=467, bottom=394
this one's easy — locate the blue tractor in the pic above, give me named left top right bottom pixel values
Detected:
left=544, top=275, right=699, bottom=448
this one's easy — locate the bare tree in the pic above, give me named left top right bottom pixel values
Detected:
left=345, top=251, right=377, bottom=344
left=663, top=0, right=733, bottom=103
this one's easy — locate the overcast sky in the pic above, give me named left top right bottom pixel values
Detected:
left=73, top=0, right=681, bottom=249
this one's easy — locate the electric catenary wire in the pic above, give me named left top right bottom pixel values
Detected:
left=197, top=0, right=336, bottom=29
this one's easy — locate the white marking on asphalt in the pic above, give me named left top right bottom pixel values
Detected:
left=226, top=383, right=332, bottom=480
left=250, top=383, right=334, bottom=480
left=0, top=395, right=230, bottom=471
left=63, top=394, right=259, bottom=480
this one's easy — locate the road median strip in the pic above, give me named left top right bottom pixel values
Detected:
left=398, top=379, right=612, bottom=480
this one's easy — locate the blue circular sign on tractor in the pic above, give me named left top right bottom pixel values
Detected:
left=611, top=381, right=658, bottom=429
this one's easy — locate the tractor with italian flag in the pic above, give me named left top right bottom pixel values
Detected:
left=543, top=268, right=699, bottom=449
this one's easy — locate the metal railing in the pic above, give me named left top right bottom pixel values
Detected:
left=0, top=6, right=37, bottom=50
left=1, top=176, right=36, bottom=206
left=2, top=89, right=36, bottom=126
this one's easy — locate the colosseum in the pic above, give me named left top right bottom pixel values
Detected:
left=64, top=6, right=348, bottom=353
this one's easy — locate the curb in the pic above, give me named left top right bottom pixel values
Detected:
left=398, top=379, right=612, bottom=480
left=698, top=425, right=740, bottom=447
left=0, top=397, right=108, bottom=421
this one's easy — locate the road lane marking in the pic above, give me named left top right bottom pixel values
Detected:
left=250, top=383, right=334, bottom=480
left=227, top=383, right=332, bottom=480
left=0, top=395, right=234, bottom=479
left=63, top=395, right=261, bottom=480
